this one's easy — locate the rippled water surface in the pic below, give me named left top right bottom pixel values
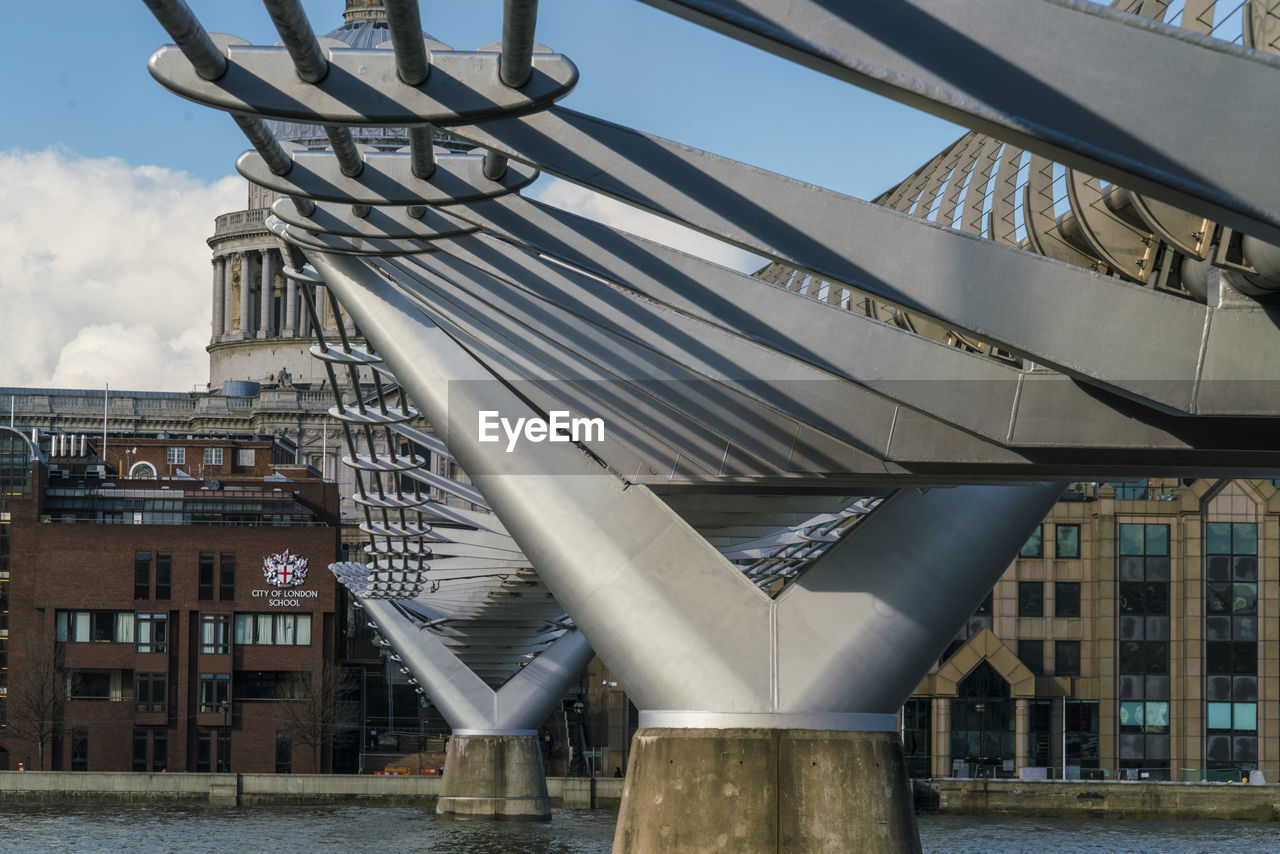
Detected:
left=0, top=804, right=1275, bottom=853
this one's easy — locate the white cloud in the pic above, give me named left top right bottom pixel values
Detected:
left=529, top=177, right=765, bottom=274
left=0, top=149, right=243, bottom=391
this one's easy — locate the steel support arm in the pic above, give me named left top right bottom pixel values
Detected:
left=438, top=200, right=1280, bottom=453
left=311, top=249, right=1064, bottom=717
left=633, top=0, right=1280, bottom=245
left=354, top=590, right=593, bottom=731
left=445, top=107, right=1280, bottom=417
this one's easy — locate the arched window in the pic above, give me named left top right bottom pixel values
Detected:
left=129, top=461, right=158, bottom=480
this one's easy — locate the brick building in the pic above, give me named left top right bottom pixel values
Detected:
left=0, top=426, right=344, bottom=772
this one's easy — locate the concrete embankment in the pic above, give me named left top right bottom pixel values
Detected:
left=0, top=772, right=624, bottom=809
left=914, top=778, right=1280, bottom=821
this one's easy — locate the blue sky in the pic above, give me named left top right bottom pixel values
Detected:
left=3, top=0, right=959, bottom=195
left=0, top=1, right=961, bottom=391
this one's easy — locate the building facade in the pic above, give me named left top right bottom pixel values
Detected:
left=904, top=478, right=1280, bottom=783
left=0, top=427, right=344, bottom=773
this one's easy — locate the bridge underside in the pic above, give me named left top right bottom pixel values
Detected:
left=141, top=0, right=1280, bottom=850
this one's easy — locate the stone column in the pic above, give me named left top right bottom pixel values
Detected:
left=1015, top=697, right=1030, bottom=772
left=934, top=698, right=951, bottom=778
left=211, top=257, right=225, bottom=343
left=284, top=275, right=298, bottom=338
left=315, top=282, right=329, bottom=335
left=258, top=249, right=275, bottom=339
left=221, top=254, right=235, bottom=339
left=239, top=251, right=255, bottom=341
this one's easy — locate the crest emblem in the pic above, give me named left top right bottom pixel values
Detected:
left=263, top=549, right=309, bottom=587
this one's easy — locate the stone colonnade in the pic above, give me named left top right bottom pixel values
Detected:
left=211, top=248, right=336, bottom=343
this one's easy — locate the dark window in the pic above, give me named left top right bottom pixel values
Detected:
left=198, top=728, right=232, bottom=772
left=238, top=670, right=307, bottom=701
left=1056, top=640, right=1081, bottom=676
left=155, top=553, right=171, bottom=600
left=136, top=613, right=168, bottom=654
left=200, top=614, right=230, bottom=655
left=134, top=552, right=151, bottom=600
left=1055, top=582, right=1081, bottom=618
left=219, top=553, right=235, bottom=601
left=276, top=731, right=292, bottom=774
left=133, top=729, right=148, bottom=772
left=199, top=673, right=230, bottom=714
left=153, top=730, right=167, bottom=772
left=68, top=669, right=123, bottom=700
left=1019, top=526, right=1043, bottom=558
left=1065, top=700, right=1100, bottom=769
left=1055, top=524, right=1080, bottom=559
left=71, top=727, right=88, bottom=772
left=135, top=673, right=166, bottom=713
left=1203, top=522, right=1259, bottom=774
left=1018, top=582, right=1044, bottom=617
left=1017, top=640, right=1044, bottom=676
left=198, top=553, right=215, bottom=601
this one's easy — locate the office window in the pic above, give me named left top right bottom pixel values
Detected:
left=204, top=447, right=223, bottom=466
left=1018, top=581, right=1044, bottom=617
left=198, top=553, right=215, bottom=601
left=136, top=613, right=168, bottom=654
left=56, top=611, right=134, bottom=644
left=196, top=728, right=231, bottom=772
left=71, top=728, right=88, bottom=771
left=152, top=730, right=167, bottom=772
left=1017, top=639, right=1044, bottom=676
left=134, top=552, right=150, bottom=600
left=1204, top=521, right=1259, bottom=774
left=133, top=729, right=148, bottom=772
left=1055, top=582, right=1081, bottom=618
left=154, top=552, right=171, bottom=600
left=1019, top=526, right=1044, bottom=558
left=219, top=553, right=235, bottom=601
left=1056, top=640, right=1081, bottom=676
left=1055, top=524, right=1080, bottom=559
left=200, top=614, right=230, bottom=655
left=135, top=673, right=166, bottom=713
left=1117, top=522, right=1172, bottom=779
left=276, top=731, right=292, bottom=774
left=68, top=669, right=124, bottom=701
left=233, top=613, right=312, bottom=646
left=235, top=449, right=255, bottom=467
left=165, top=447, right=185, bottom=465
left=135, top=729, right=168, bottom=772
left=199, top=673, right=230, bottom=713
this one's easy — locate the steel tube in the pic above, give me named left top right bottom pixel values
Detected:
left=324, top=125, right=363, bottom=177
left=409, top=126, right=436, bottom=179
left=231, top=113, right=292, bottom=175
left=483, top=152, right=509, bottom=180
left=141, top=0, right=226, bottom=80
left=263, top=0, right=328, bottom=83
left=500, top=0, right=539, bottom=87
left=384, top=0, right=430, bottom=86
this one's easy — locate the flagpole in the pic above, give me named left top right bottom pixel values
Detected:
left=102, top=383, right=109, bottom=466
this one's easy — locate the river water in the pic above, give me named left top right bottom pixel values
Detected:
left=0, top=804, right=1275, bottom=853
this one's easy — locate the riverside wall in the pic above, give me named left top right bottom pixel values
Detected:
left=0, top=772, right=624, bottom=809
left=915, top=778, right=1280, bottom=821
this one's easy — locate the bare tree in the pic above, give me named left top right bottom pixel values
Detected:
left=271, top=665, right=359, bottom=772
left=5, top=637, right=69, bottom=770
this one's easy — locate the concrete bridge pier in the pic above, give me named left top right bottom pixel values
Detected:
left=327, top=571, right=593, bottom=821
left=617, top=727, right=917, bottom=853
left=309, top=249, right=1064, bottom=850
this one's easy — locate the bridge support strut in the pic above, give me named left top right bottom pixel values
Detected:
left=309, top=249, right=1062, bottom=849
